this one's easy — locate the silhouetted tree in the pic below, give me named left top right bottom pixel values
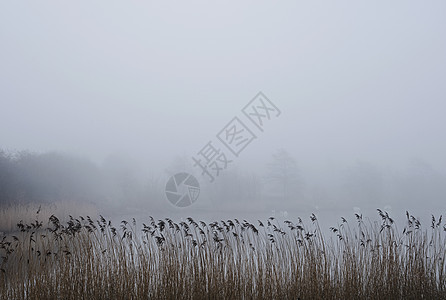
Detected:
left=266, top=149, right=300, bottom=202
left=0, top=150, right=103, bottom=205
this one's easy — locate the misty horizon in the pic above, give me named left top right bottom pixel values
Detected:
left=1, top=1, right=446, bottom=223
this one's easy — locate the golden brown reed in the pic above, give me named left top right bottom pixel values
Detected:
left=1, top=210, right=445, bottom=299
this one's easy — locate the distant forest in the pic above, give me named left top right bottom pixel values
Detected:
left=1, top=149, right=445, bottom=212
left=0, top=150, right=156, bottom=208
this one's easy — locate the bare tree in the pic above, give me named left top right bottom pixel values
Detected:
left=266, top=149, right=300, bottom=202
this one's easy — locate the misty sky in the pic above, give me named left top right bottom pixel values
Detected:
left=1, top=1, right=446, bottom=174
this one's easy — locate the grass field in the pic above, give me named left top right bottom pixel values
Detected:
left=1, top=209, right=445, bottom=299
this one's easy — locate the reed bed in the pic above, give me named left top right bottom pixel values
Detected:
left=0, top=202, right=98, bottom=233
left=0, top=210, right=445, bottom=299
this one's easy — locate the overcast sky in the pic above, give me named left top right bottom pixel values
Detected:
left=1, top=1, right=446, bottom=175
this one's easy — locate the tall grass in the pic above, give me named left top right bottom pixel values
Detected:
left=1, top=210, right=445, bottom=299
left=0, top=202, right=98, bottom=233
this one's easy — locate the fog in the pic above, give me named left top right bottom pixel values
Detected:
left=1, top=1, right=446, bottom=229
